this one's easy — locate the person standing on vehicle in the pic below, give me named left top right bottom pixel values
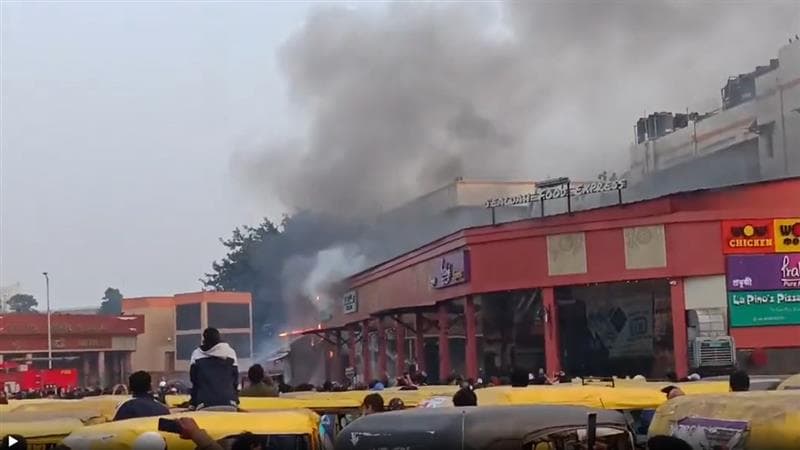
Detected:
left=730, top=370, right=750, bottom=392
left=190, top=327, right=239, bottom=411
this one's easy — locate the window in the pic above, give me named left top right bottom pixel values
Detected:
left=176, top=303, right=201, bottom=330
left=221, top=332, right=252, bottom=358
left=176, top=334, right=201, bottom=360
left=207, top=303, right=250, bottom=329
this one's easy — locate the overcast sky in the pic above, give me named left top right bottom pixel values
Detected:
left=1, top=2, right=318, bottom=308
left=1, top=1, right=797, bottom=310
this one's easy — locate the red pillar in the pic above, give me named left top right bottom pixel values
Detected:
left=395, top=317, right=406, bottom=377
left=377, top=318, right=387, bottom=380
left=415, top=312, right=426, bottom=374
left=348, top=326, right=357, bottom=372
left=464, top=296, right=478, bottom=380
left=542, top=287, right=562, bottom=377
left=362, top=320, right=372, bottom=382
left=670, top=278, right=689, bottom=379
left=438, top=302, right=451, bottom=382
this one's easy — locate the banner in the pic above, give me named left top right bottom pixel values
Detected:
left=726, top=254, right=800, bottom=291
left=721, top=220, right=774, bottom=254
left=774, top=218, right=800, bottom=253
left=585, top=293, right=653, bottom=358
left=728, top=290, right=800, bottom=327
left=670, top=417, right=748, bottom=450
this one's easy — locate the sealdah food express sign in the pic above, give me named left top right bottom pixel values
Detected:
left=484, top=179, right=627, bottom=208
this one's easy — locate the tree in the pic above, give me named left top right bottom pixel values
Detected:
left=99, top=287, right=123, bottom=315
left=7, top=293, right=38, bottom=313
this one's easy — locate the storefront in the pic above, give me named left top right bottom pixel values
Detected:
left=314, top=177, right=800, bottom=383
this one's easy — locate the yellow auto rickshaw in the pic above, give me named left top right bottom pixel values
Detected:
left=61, top=409, right=321, bottom=450
left=1, top=417, right=87, bottom=450
left=648, top=390, right=800, bottom=449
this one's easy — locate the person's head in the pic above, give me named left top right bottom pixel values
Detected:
left=133, top=432, right=166, bottom=450
left=2, top=434, right=26, bottom=450
left=247, top=364, right=265, bottom=385
left=128, top=371, right=152, bottom=396
left=202, top=327, right=221, bottom=349
left=231, top=432, right=262, bottom=450
left=730, top=370, right=750, bottom=392
left=646, top=435, right=693, bottom=450
left=452, top=387, right=478, bottom=407
left=511, top=368, right=529, bottom=387
left=660, top=385, right=685, bottom=400
left=387, top=398, right=406, bottom=411
left=361, top=393, right=384, bottom=415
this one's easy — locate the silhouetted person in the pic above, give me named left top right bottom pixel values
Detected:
left=113, top=371, right=170, bottom=421
left=660, top=385, right=685, bottom=400
left=239, top=364, right=278, bottom=397
left=730, top=370, right=750, bottom=392
left=361, top=393, right=384, bottom=415
left=452, top=387, right=478, bottom=406
left=190, top=327, right=239, bottom=410
left=511, top=368, right=529, bottom=387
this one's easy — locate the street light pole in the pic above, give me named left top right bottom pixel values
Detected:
left=42, top=272, right=52, bottom=369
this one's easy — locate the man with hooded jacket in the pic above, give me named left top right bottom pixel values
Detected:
left=189, top=327, right=239, bottom=410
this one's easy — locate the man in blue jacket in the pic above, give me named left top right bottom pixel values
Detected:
left=113, top=371, right=170, bottom=421
left=190, top=327, right=239, bottom=411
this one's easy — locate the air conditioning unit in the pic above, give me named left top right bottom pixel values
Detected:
left=690, top=336, right=736, bottom=370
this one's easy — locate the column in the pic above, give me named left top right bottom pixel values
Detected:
left=542, top=287, right=562, bottom=377
left=361, top=320, right=372, bottom=383
left=122, top=352, right=132, bottom=382
left=395, top=316, right=406, bottom=377
left=83, top=354, right=92, bottom=387
left=377, top=318, right=387, bottom=380
left=97, top=351, right=106, bottom=388
left=330, top=331, right=342, bottom=383
left=438, top=302, right=451, bottom=382
left=464, top=296, right=478, bottom=380
left=415, top=312, right=426, bottom=374
left=670, top=278, right=689, bottom=379
left=348, top=326, right=357, bottom=371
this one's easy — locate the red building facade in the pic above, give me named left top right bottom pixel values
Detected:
left=0, top=313, right=144, bottom=388
left=317, top=178, right=800, bottom=383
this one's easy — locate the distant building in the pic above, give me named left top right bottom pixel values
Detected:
left=0, top=313, right=144, bottom=387
left=122, top=291, right=253, bottom=380
left=629, top=40, right=800, bottom=197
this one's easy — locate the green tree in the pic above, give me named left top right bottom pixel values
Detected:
left=7, top=293, right=38, bottom=313
left=99, top=287, right=123, bottom=315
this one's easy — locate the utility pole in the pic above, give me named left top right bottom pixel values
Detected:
left=42, top=272, right=52, bottom=369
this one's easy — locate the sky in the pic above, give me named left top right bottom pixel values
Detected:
left=1, top=1, right=317, bottom=308
left=1, top=1, right=797, bottom=310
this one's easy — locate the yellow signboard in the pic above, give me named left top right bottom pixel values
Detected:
left=774, top=218, right=800, bottom=253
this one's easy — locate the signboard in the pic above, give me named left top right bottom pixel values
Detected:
left=430, top=250, right=470, bottom=289
left=343, top=291, right=358, bottom=315
left=721, top=220, right=774, bottom=254
left=774, top=218, right=800, bottom=253
left=484, top=179, right=627, bottom=208
left=728, top=290, right=800, bottom=327
left=726, top=254, right=800, bottom=290
left=670, top=417, right=748, bottom=450
left=585, top=293, right=654, bottom=358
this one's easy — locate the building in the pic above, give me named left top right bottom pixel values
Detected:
left=122, top=291, right=253, bottom=380
left=629, top=40, right=800, bottom=198
left=0, top=313, right=145, bottom=387
left=309, top=177, right=800, bottom=384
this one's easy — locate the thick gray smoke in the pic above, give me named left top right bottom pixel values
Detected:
left=236, top=1, right=798, bottom=218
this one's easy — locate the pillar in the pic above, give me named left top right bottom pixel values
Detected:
left=395, top=317, right=406, bottom=377
left=670, top=278, right=689, bottom=379
left=377, top=318, right=387, bottom=380
left=83, top=354, right=91, bottom=387
left=415, top=312, right=426, bottom=374
left=122, top=352, right=132, bottom=383
left=97, top=351, right=106, bottom=388
left=330, top=330, right=342, bottom=383
left=348, top=326, right=357, bottom=371
left=438, top=302, right=451, bottom=382
left=542, top=287, right=562, bottom=377
left=464, top=296, right=478, bottom=380
left=361, top=320, right=372, bottom=383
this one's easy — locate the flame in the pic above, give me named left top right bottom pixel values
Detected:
left=278, top=325, right=323, bottom=338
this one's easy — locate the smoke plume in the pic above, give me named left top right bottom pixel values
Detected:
left=236, top=1, right=798, bottom=218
